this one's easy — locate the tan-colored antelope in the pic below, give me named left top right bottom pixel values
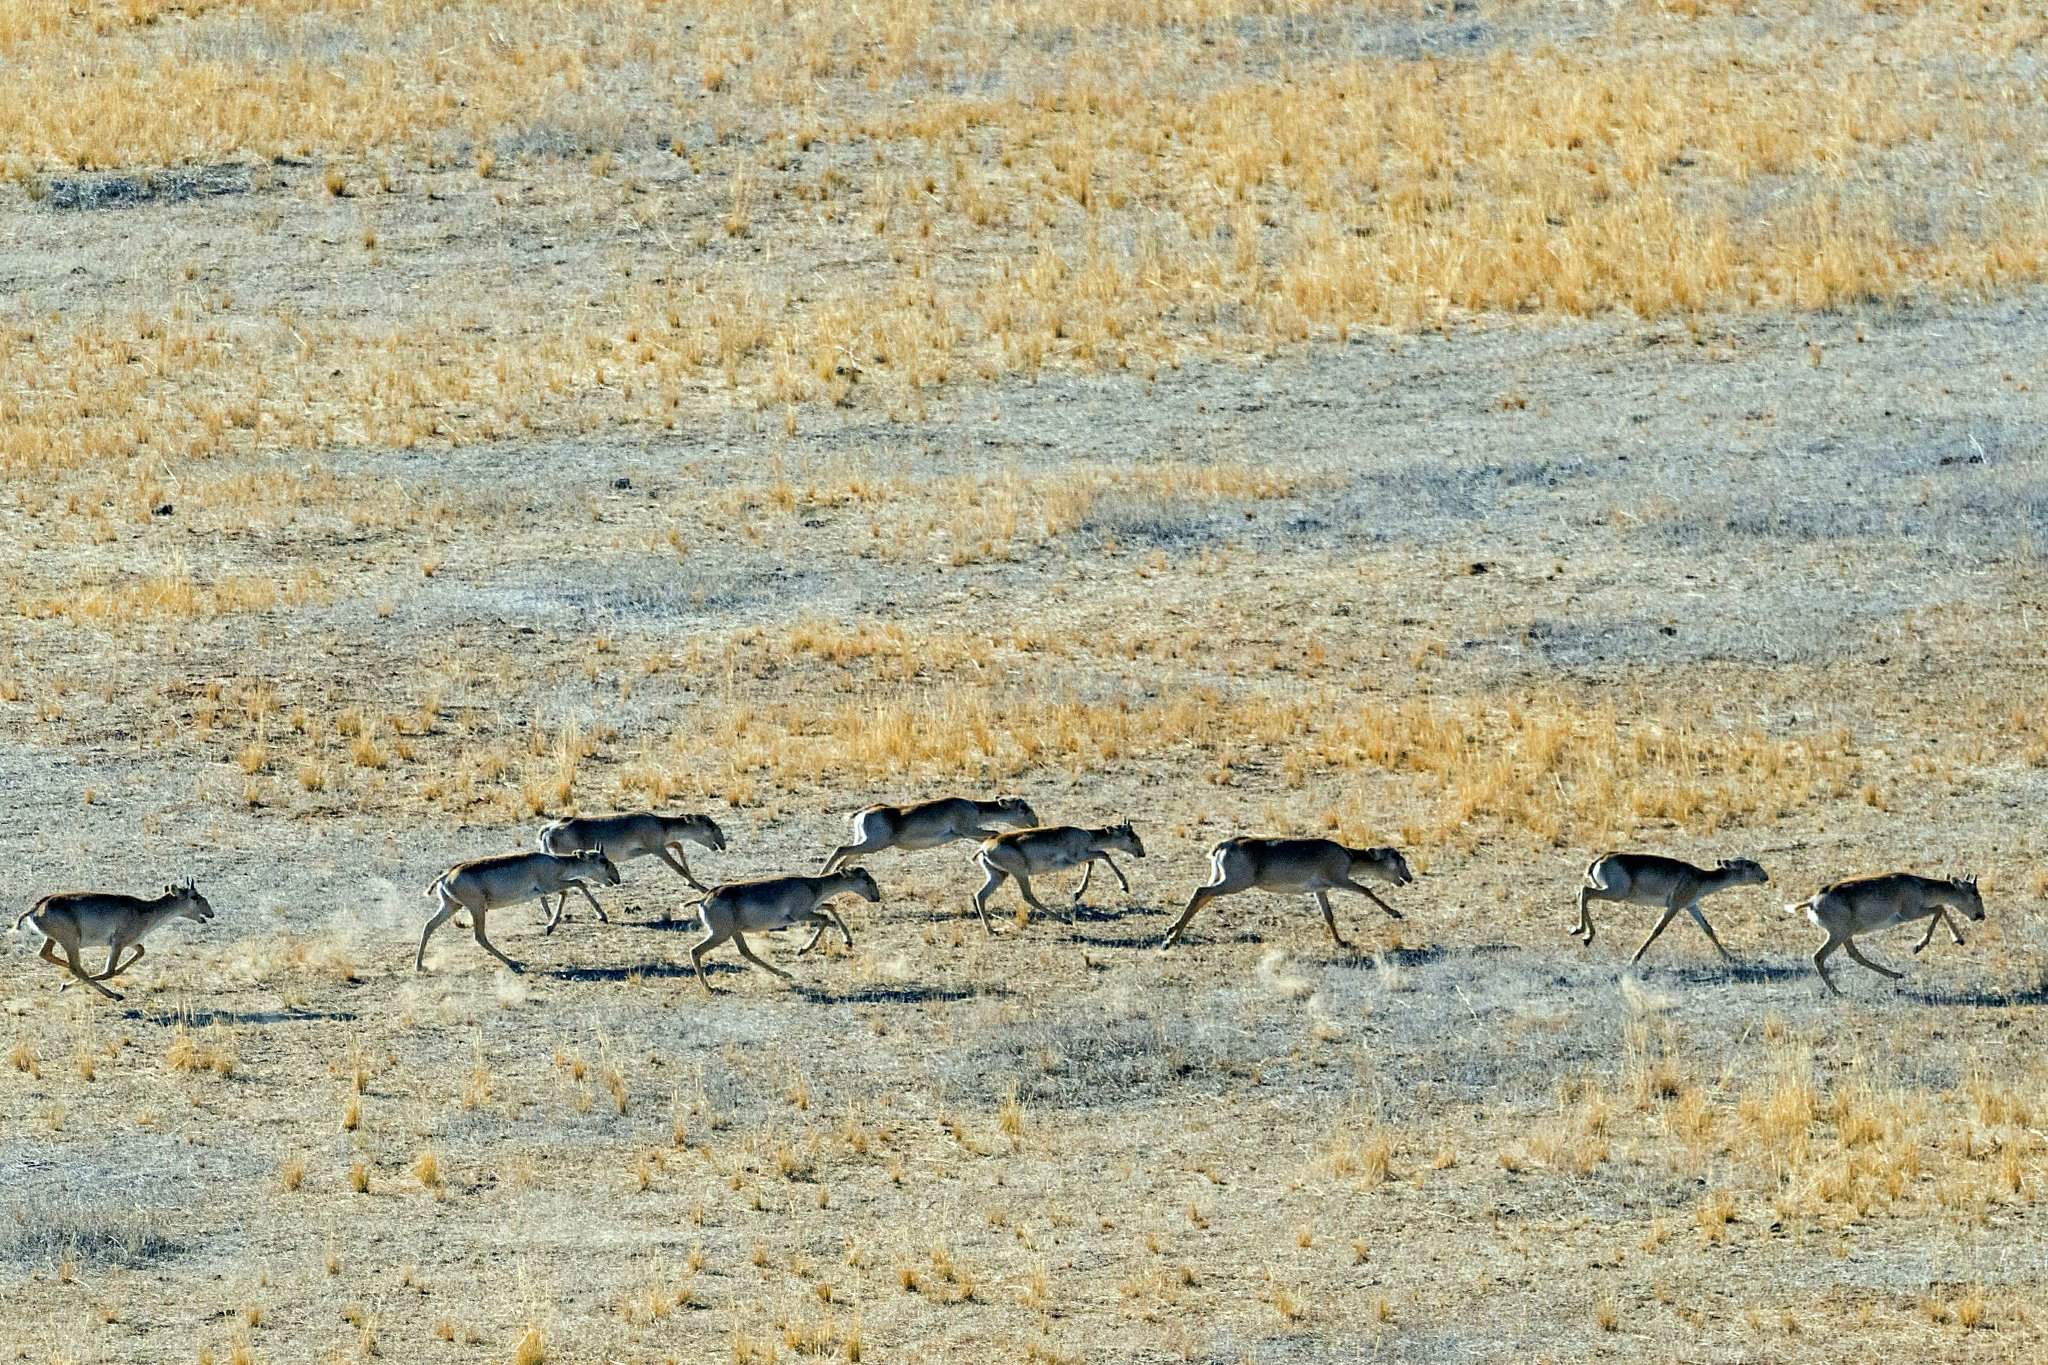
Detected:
left=416, top=850, right=621, bottom=973
left=1787, top=872, right=1984, bottom=996
left=1572, top=853, right=1769, bottom=965
left=1161, top=838, right=1413, bottom=950
left=538, top=811, right=726, bottom=921
left=689, top=868, right=881, bottom=993
left=820, top=795, right=1038, bottom=874
left=970, top=822, right=1145, bottom=933
left=12, top=880, right=215, bottom=1001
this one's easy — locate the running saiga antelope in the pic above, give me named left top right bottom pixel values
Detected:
left=538, top=811, right=726, bottom=919
left=13, top=880, right=215, bottom=1001
left=689, top=868, right=881, bottom=993
left=1160, top=838, right=1412, bottom=950
left=1572, top=853, right=1769, bottom=965
left=416, top=850, right=621, bottom=973
left=1787, top=872, right=1984, bottom=996
left=970, top=822, right=1145, bottom=933
left=820, top=796, right=1037, bottom=874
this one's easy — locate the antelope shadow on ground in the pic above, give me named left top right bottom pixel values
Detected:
left=1645, top=960, right=1816, bottom=987
left=790, top=982, right=991, bottom=1006
left=127, top=1006, right=361, bottom=1027
left=546, top=960, right=712, bottom=983
left=1901, top=982, right=2048, bottom=1008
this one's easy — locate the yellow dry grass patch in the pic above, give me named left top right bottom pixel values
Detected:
left=687, top=686, right=1856, bottom=849
left=0, top=1, right=599, bottom=168
left=0, top=1, right=2042, bottom=493
left=17, top=557, right=328, bottom=624
left=101, top=601, right=1895, bottom=847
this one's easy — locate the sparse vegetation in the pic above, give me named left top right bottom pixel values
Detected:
left=2, top=1, right=2045, bottom=1362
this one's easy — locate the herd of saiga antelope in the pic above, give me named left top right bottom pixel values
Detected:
left=16, top=796, right=1988, bottom=1002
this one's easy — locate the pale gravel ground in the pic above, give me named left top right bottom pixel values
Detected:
left=3, top=1, right=2046, bottom=1355
left=2, top=289, right=2045, bottom=1361
left=2, top=81, right=2047, bottom=1345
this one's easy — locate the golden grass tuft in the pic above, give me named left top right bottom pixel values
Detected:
left=1695, top=1191, right=1736, bottom=1243
left=462, top=1052, right=494, bottom=1111
left=164, top=1026, right=235, bottom=1076
left=998, top=1086, right=1025, bottom=1142
left=1322, top=1124, right=1394, bottom=1187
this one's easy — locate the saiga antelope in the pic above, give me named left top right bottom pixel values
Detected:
left=13, top=880, right=215, bottom=1001
left=1787, top=872, right=1984, bottom=996
left=1572, top=853, right=1769, bottom=965
left=970, top=822, right=1145, bottom=933
left=538, top=811, right=726, bottom=919
left=1161, top=838, right=1412, bottom=950
left=416, top=850, right=621, bottom=973
left=689, top=868, right=881, bottom=993
left=820, top=796, right=1037, bottom=874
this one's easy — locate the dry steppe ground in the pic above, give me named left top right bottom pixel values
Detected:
left=4, top=0, right=2048, bottom=1361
